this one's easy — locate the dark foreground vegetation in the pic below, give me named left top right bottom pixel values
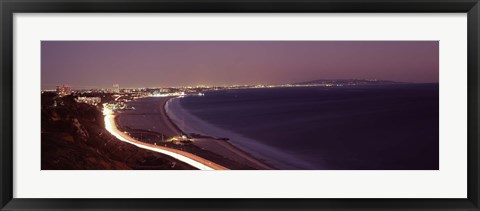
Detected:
left=41, top=92, right=194, bottom=170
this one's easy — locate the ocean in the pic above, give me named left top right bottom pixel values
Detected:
left=166, top=84, right=439, bottom=170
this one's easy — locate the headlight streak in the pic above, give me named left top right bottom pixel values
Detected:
left=103, top=106, right=216, bottom=170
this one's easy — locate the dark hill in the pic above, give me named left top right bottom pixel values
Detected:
left=41, top=93, right=194, bottom=170
left=295, top=79, right=405, bottom=86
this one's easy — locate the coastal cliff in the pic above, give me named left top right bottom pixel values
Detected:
left=41, top=93, right=194, bottom=170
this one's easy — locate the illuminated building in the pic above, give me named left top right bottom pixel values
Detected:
left=56, top=84, right=71, bottom=97
left=75, top=97, right=101, bottom=105
left=113, top=84, right=120, bottom=93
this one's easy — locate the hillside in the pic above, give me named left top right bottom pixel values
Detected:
left=41, top=93, right=194, bottom=170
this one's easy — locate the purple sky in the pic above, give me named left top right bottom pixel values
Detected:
left=41, top=41, right=438, bottom=89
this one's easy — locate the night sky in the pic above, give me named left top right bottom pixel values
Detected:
left=41, top=41, right=439, bottom=90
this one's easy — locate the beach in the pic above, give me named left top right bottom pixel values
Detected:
left=116, top=96, right=273, bottom=170
left=116, top=84, right=439, bottom=170
left=105, top=107, right=228, bottom=170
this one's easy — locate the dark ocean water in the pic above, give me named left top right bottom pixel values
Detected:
left=175, top=84, right=439, bottom=170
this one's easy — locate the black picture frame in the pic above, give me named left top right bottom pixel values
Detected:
left=1, top=0, right=479, bottom=210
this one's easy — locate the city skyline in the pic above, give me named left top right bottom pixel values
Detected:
left=41, top=41, right=439, bottom=170
left=41, top=41, right=439, bottom=90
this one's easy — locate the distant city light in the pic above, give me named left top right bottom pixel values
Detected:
left=56, top=84, right=71, bottom=97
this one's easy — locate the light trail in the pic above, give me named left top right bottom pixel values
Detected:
left=102, top=106, right=218, bottom=170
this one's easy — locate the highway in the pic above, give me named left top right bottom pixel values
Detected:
left=103, top=106, right=228, bottom=170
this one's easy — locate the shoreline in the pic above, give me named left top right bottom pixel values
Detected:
left=161, top=97, right=191, bottom=138
left=103, top=106, right=228, bottom=170
left=163, top=97, right=274, bottom=170
left=164, top=96, right=321, bottom=170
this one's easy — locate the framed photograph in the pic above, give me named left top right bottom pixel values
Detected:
left=1, top=0, right=479, bottom=210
